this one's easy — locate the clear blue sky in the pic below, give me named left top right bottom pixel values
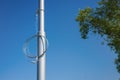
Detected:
left=0, top=0, right=119, bottom=80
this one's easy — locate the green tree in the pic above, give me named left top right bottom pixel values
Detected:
left=76, top=0, right=120, bottom=73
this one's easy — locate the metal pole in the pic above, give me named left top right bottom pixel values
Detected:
left=37, top=0, right=46, bottom=80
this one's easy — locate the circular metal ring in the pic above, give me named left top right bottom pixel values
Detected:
left=23, top=34, right=48, bottom=63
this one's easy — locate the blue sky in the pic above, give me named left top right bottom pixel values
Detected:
left=0, top=0, right=119, bottom=80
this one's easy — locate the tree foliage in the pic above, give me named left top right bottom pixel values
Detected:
left=76, top=0, right=120, bottom=73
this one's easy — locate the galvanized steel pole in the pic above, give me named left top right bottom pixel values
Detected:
left=37, top=0, right=46, bottom=80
